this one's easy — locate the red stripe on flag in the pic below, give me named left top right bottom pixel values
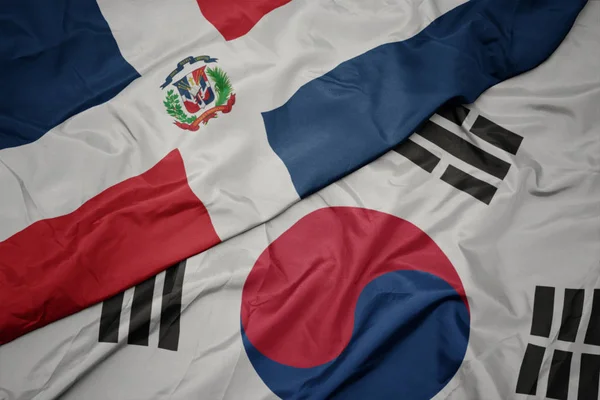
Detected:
left=197, top=0, right=291, bottom=41
left=0, top=150, right=220, bottom=345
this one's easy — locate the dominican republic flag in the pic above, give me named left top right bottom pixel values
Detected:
left=1, top=4, right=599, bottom=397
left=0, top=0, right=589, bottom=356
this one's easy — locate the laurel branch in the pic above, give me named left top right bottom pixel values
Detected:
left=163, top=90, right=197, bottom=124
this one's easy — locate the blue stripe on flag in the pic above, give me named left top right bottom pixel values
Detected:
left=0, top=0, right=139, bottom=150
left=263, top=0, right=586, bottom=198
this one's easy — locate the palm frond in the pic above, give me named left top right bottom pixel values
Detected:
left=207, top=67, right=233, bottom=106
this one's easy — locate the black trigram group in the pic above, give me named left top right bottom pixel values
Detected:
left=393, top=104, right=523, bottom=205
left=516, top=286, right=600, bottom=400
left=98, top=260, right=186, bottom=351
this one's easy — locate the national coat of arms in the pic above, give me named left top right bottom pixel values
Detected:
left=160, top=56, right=235, bottom=131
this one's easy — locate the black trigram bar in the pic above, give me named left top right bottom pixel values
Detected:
left=578, top=353, right=600, bottom=400
left=98, top=264, right=187, bottom=349
left=158, top=260, right=187, bottom=351
left=416, top=120, right=511, bottom=180
left=584, top=289, right=600, bottom=346
left=440, top=165, right=497, bottom=205
left=546, top=350, right=572, bottom=400
left=392, top=139, right=440, bottom=173
left=531, top=285, right=555, bottom=338
left=470, top=115, right=523, bottom=155
left=436, top=104, right=470, bottom=126
left=128, top=276, right=156, bottom=346
left=98, top=291, right=125, bottom=343
left=516, top=344, right=546, bottom=396
left=558, top=288, right=585, bottom=343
